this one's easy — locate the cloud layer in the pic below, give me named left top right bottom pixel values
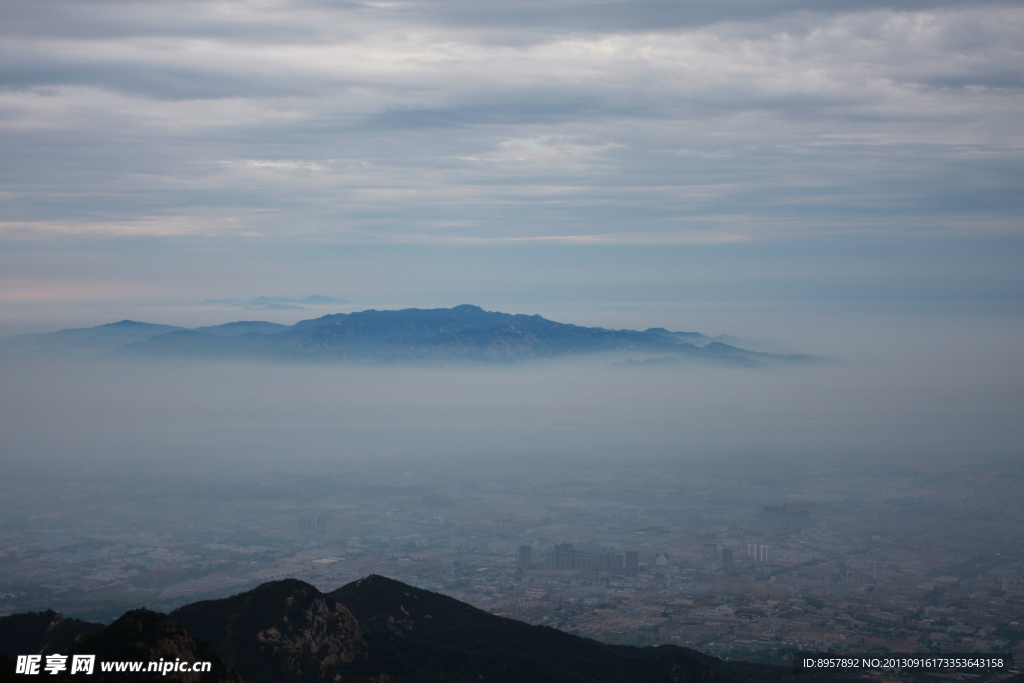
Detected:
left=1, top=0, right=1020, bottom=249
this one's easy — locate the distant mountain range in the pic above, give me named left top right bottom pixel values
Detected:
left=1, top=305, right=823, bottom=367
left=0, top=575, right=848, bottom=683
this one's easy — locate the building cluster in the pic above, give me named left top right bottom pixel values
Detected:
left=537, top=543, right=640, bottom=574
left=297, top=516, right=328, bottom=535
left=1, top=456, right=1021, bottom=680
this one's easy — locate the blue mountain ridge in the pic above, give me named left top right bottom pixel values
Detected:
left=4, top=305, right=823, bottom=366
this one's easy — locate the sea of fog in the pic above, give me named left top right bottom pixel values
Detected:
left=1, top=299, right=1020, bottom=484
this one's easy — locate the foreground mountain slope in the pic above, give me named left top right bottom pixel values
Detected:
left=169, top=578, right=723, bottom=682
left=170, top=579, right=365, bottom=683
left=170, top=579, right=608, bottom=683
left=0, top=610, right=104, bottom=657
left=1, top=576, right=853, bottom=683
left=330, top=574, right=718, bottom=683
left=330, top=575, right=851, bottom=683
left=65, top=609, right=240, bottom=682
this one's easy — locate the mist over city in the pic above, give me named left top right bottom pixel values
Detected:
left=2, top=299, right=1021, bottom=668
left=0, top=0, right=1022, bottom=680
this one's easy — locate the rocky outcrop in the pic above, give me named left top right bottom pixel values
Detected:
left=170, top=579, right=365, bottom=683
left=65, top=609, right=241, bottom=682
left=2, top=576, right=847, bottom=683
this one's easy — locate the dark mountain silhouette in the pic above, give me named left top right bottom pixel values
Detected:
left=170, top=579, right=365, bottom=683
left=329, top=574, right=717, bottom=683
left=170, top=578, right=599, bottom=683
left=0, top=576, right=853, bottom=683
left=65, top=609, right=241, bottom=682
left=326, top=575, right=846, bottom=683
left=169, top=578, right=712, bottom=683
left=0, top=609, right=104, bottom=657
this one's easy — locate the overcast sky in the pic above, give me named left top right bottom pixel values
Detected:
left=0, top=0, right=1021, bottom=328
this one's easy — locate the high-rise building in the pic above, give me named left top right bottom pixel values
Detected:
left=702, top=542, right=719, bottom=560
left=543, top=551, right=557, bottom=570
left=625, top=550, right=639, bottom=574
left=573, top=552, right=596, bottom=572
left=721, top=548, right=734, bottom=571
left=597, top=552, right=624, bottom=573
left=555, top=543, right=574, bottom=570
left=518, top=545, right=532, bottom=571
left=746, top=543, right=771, bottom=563
left=543, top=543, right=582, bottom=571
left=299, top=516, right=327, bottom=534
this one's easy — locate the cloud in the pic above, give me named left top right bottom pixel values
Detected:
left=376, top=231, right=748, bottom=245
left=0, top=217, right=246, bottom=238
left=0, top=277, right=161, bottom=302
left=0, top=0, right=1019, bottom=259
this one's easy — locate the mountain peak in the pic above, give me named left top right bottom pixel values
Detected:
left=171, top=579, right=365, bottom=683
left=8, top=305, right=820, bottom=367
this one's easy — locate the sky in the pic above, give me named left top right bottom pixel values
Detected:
left=0, top=0, right=1022, bottom=334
